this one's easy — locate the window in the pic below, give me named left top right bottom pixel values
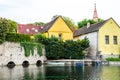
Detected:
left=59, top=33, right=62, bottom=39
left=26, top=29, right=29, bottom=32
left=105, top=35, right=109, bottom=44
left=35, top=29, right=38, bottom=32
left=113, top=36, right=117, bottom=44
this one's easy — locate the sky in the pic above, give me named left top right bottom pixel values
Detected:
left=0, top=0, right=120, bottom=25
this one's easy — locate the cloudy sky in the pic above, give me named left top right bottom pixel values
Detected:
left=0, top=0, right=120, bottom=25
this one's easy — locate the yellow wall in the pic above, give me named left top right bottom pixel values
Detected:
left=98, top=18, right=120, bottom=54
left=43, top=32, right=48, bottom=38
left=47, top=17, right=73, bottom=41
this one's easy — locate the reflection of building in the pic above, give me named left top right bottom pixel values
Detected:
left=17, top=24, right=41, bottom=35
left=74, top=18, right=120, bottom=59
left=41, top=16, right=73, bottom=41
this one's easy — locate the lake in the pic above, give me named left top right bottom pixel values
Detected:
left=0, top=65, right=120, bottom=80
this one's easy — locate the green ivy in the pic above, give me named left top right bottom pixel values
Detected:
left=20, top=42, right=42, bottom=57
left=37, top=43, right=42, bottom=56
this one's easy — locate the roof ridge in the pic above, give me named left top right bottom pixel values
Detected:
left=74, top=18, right=109, bottom=37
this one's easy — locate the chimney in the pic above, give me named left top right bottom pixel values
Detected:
left=87, top=22, right=90, bottom=28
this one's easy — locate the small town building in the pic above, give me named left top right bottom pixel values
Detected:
left=74, top=18, right=120, bottom=59
left=41, top=16, right=73, bottom=41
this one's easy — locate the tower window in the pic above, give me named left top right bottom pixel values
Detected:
left=113, top=36, right=117, bottom=44
left=105, top=35, right=109, bottom=44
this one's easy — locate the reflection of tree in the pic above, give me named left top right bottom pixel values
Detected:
left=23, top=68, right=34, bottom=80
left=22, top=66, right=45, bottom=80
left=44, top=66, right=85, bottom=80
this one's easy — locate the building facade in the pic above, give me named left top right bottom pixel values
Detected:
left=74, top=18, right=120, bottom=59
left=41, top=16, right=73, bottom=41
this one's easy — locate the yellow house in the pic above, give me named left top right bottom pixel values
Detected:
left=41, top=16, right=73, bottom=41
left=74, top=18, right=120, bottom=59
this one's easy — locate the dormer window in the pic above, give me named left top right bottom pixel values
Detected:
left=35, top=29, right=38, bottom=32
left=26, top=29, right=29, bottom=32
left=32, top=28, right=35, bottom=30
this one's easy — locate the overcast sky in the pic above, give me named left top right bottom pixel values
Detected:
left=0, top=0, right=120, bottom=25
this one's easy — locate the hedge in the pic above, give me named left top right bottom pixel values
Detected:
left=5, top=33, right=31, bottom=42
left=106, top=57, right=120, bottom=61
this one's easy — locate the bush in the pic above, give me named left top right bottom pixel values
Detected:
left=106, top=58, right=120, bottom=61
left=45, top=37, right=89, bottom=60
left=34, top=33, right=47, bottom=44
left=6, top=33, right=31, bottom=42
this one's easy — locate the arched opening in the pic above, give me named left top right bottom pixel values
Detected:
left=36, top=60, right=42, bottom=66
left=7, top=61, right=15, bottom=68
left=22, top=61, right=29, bottom=67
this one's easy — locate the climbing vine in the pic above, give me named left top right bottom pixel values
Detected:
left=20, top=42, right=42, bottom=57
left=37, top=43, right=42, bottom=56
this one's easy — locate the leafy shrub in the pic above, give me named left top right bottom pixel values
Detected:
left=6, top=33, right=31, bottom=42
left=106, top=58, right=120, bottom=61
left=34, top=33, right=47, bottom=44
left=45, top=37, right=89, bottom=60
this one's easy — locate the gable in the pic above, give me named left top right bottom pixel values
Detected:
left=48, top=17, right=72, bottom=33
left=99, top=18, right=120, bottom=34
left=98, top=18, right=120, bottom=54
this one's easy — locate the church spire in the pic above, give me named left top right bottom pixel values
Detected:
left=93, top=3, right=98, bottom=21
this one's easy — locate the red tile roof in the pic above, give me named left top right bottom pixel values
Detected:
left=17, top=24, right=41, bottom=35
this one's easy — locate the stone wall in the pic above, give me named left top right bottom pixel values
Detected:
left=0, top=42, right=46, bottom=66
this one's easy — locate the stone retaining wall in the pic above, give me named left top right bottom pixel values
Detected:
left=0, top=42, right=46, bottom=66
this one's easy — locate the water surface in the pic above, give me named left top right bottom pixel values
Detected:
left=0, top=65, right=120, bottom=80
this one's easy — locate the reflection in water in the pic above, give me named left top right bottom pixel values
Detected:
left=0, top=65, right=120, bottom=80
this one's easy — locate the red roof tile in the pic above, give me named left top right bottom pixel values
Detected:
left=17, top=24, right=41, bottom=35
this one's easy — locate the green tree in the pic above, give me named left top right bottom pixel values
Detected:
left=28, top=22, right=46, bottom=26
left=8, top=19, right=17, bottom=33
left=0, top=17, right=9, bottom=44
left=78, top=18, right=103, bottom=28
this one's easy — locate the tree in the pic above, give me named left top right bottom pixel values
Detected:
left=8, top=19, right=18, bottom=33
left=77, top=18, right=103, bottom=28
left=28, top=22, right=46, bottom=26
left=0, top=17, right=9, bottom=44
left=0, top=17, right=18, bottom=44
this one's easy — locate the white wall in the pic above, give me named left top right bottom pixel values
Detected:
left=74, top=32, right=98, bottom=59
left=0, top=42, right=46, bottom=66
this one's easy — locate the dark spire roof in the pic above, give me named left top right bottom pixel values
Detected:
left=73, top=18, right=110, bottom=37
